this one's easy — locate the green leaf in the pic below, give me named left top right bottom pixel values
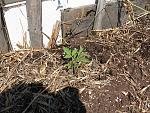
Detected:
left=77, top=53, right=85, bottom=60
left=72, top=49, right=78, bottom=57
left=63, top=47, right=72, bottom=56
left=63, top=46, right=91, bottom=72
left=64, top=54, right=72, bottom=59
left=78, top=47, right=84, bottom=56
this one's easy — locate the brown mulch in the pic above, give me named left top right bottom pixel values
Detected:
left=0, top=15, right=150, bottom=113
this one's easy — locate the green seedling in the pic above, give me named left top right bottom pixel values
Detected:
left=63, top=47, right=90, bottom=74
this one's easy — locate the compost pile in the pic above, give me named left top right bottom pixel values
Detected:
left=0, top=15, right=150, bottom=113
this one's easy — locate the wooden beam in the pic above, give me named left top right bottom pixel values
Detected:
left=0, top=4, right=12, bottom=53
left=93, top=0, right=106, bottom=30
left=26, top=0, right=43, bottom=48
left=2, top=0, right=24, bottom=5
left=2, top=0, right=49, bottom=6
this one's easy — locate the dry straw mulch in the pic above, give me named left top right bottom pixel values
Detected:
left=0, top=15, right=150, bottom=113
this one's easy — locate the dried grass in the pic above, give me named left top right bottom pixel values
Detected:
left=0, top=14, right=150, bottom=113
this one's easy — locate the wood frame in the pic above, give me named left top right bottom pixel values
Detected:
left=93, top=0, right=106, bottom=30
left=26, top=0, right=43, bottom=48
left=2, top=0, right=49, bottom=5
left=0, top=4, right=12, bottom=53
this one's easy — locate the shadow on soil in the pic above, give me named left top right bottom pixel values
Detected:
left=0, top=83, right=86, bottom=113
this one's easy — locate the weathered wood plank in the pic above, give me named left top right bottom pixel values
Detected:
left=0, top=4, right=12, bottom=53
left=1, top=0, right=49, bottom=5
left=61, top=4, right=96, bottom=38
left=26, top=0, right=43, bottom=48
left=93, top=0, right=106, bottom=30
left=2, top=0, right=24, bottom=5
left=61, top=2, right=128, bottom=37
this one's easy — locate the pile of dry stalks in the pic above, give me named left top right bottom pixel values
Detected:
left=0, top=14, right=150, bottom=113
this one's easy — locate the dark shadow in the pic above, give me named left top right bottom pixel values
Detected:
left=0, top=82, right=86, bottom=113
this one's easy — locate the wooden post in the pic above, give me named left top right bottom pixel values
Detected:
left=0, top=4, right=12, bottom=53
left=26, top=0, right=43, bottom=48
left=93, top=0, right=106, bottom=30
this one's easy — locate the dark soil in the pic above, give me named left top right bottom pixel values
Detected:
left=65, top=36, right=150, bottom=113
left=64, top=16, right=150, bottom=112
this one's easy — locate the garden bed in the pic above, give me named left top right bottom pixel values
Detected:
left=0, top=15, right=150, bottom=113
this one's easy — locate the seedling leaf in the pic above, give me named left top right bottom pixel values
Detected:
left=63, top=47, right=72, bottom=56
left=63, top=47, right=91, bottom=74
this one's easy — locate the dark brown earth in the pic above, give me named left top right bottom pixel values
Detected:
left=65, top=16, right=150, bottom=112
left=66, top=36, right=150, bottom=113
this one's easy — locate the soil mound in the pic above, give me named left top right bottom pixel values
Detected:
left=0, top=15, right=150, bottom=113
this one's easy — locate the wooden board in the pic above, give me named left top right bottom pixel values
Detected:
left=26, top=0, right=43, bottom=48
left=61, top=4, right=96, bottom=38
left=61, top=3, right=126, bottom=38
left=1, top=0, right=49, bottom=5
left=93, top=0, right=106, bottom=30
left=0, top=5, right=12, bottom=53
